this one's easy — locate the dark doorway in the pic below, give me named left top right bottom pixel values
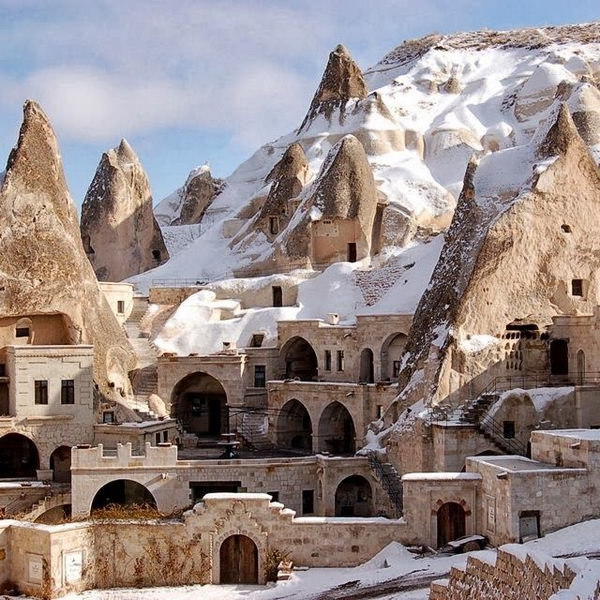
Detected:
left=91, top=480, right=157, bottom=512
left=0, top=433, right=39, bottom=478
left=318, top=402, right=356, bottom=454
left=220, top=535, right=258, bottom=584
left=282, top=337, right=318, bottom=381
left=277, top=399, right=313, bottom=452
left=171, top=372, right=227, bottom=437
left=190, top=481, right=241, bottom=502
left=550, top=339, right=569, bottom=376
left=519, top=510, right=540, bottom=541
left=335, top=475, right=373, bottom=516
left=359, top=348, right=374, bottom=383
left=50, top=446, right=72, bottom=483
left=347, top=242, right=357, bottom=263
left=272, top=286, right=283, bottom=307
left=437, top=502, right=466, bottom=547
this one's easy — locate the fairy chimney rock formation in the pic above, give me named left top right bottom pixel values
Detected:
left=284, top=134, right=378, bottom=266
left=173, top=165, right=223, bottom=226
left=394, top=102, right=600, bottom=413
left=257, top=143, right=311, bottom=238
left=298, top=44, right=368, bottom=132
left=0, top=100, right=135, bottom=397
left=80, top=139, right=169, bottom=282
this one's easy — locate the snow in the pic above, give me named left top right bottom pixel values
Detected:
left=401, top=472, right=481, bottom=481
left=459, top=334, right=500, bottom=354
left=540, top=429, right=600, bottom=442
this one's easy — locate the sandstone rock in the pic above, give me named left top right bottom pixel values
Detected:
left=567, top=81, right=600, bottom=147
left=80, top=139, right=169, bottom=282
left=298, top=44, right=368, bottom=133
left=395, top=103, right=600, bottom=410
left=0, top=100, right=136, bottom=399
left=284, top=134, right=378, bottom=266
left=256, top=143, right=310, bottom=238
left=173, top=165, right=223, bottom=226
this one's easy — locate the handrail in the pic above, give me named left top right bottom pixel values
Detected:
left=367, top=451, right=403, bottom=517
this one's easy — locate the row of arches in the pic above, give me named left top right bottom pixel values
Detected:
left=281, top=333, right=408, bottom=383
left=0, top=433, right=71, bottom=482
left=276, top=399, right=356, bottom=454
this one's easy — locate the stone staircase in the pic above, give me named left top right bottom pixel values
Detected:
left=367, top=451, right=403, bottom=518
left=458, top=392, right=528, bottom=456
left=239, top=411, right=272, bottom=450
left=124, top=296, right=160, bottom=416
left=22, top=490, right=71, bottom=522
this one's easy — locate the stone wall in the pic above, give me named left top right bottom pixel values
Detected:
left=98, top=282, right=134, bottom=325
left=430, top=546, right=587, bottom=600
left=70, top=443, right=393, bottom=518
left=0, top=494, right=413, bottom=598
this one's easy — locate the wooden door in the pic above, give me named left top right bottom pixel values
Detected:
left=220, top=535, right=258, bottom=584
left=437, top=502, right=466, bottom=547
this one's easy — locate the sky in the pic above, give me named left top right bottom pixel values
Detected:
left=0, top=1, right=598, bottom=207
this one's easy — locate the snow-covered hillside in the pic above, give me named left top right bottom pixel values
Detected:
left=134, top=23, right=600, bottom=354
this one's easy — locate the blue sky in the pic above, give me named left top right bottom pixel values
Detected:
left=0, top=0, right=598, bottom=207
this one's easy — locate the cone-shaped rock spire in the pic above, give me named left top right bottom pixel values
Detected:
left=298, top=44, right=368, bottom=133
left=0, top=100, right=135, bottom=397
left=80, top=139, right=169, bottom=281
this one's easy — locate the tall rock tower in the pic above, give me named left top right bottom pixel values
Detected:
left=80, top=139, right=169, bottom=282
left=0, top=100, right=135, bottom=397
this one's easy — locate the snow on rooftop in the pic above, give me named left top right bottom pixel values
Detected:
left=537, top=429, right=600, bottom=441
left=402, top=472, right=482, bottom=481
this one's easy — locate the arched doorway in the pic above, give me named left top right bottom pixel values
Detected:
left=0, top=433, right=39, bottom=478
left=577, top=349, right=586, bottom=384
left=277, top=399, right=312, bottom=452
left=335, top=475, right=373, bottom=516
left=171, top=372, right=227, bottom=437
left=381, top=333, right=407, bottom=381
left=437, top=502, right=466, bottom=547
left=318, top=402, right=356, bottom=454
left=359, top=348, right=374, bottom=383
left=281, top=337, right=318, bottom=381
left=220, top=534, right=258, bottom=584
left=50, top=446, right=72, bottom=483
left=91, top=480, right=157, bottom=512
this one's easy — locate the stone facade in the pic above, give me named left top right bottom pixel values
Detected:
left=70, top=442, right=394, bottom=518
left=0, top=493, right=412, bottom=598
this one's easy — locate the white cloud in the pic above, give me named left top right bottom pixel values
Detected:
left=0, top=0, right=475, bottom=149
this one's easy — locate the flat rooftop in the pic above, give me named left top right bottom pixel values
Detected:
left=469, top=455, right=580, bottom=473
left=535, top=429, right=600, bottom=441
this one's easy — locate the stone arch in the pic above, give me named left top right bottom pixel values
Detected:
left=280, top=336, right=318, bottom=381
left=380, top=332, right=407, bottom=381
left=437, top=501, right=466, bottom=547
left=359, top=347, right=374, bottom=383
left=50, top=445, right=72, bottom=483
left=317, top=401, right=356, bottom=454
left=335, top=475, right=373, bottom=516
left=91, top=479, right=157, bottom=512
left=171, top=371, right=228, bottom=437
left=0, top=433, right=40, bottom=478
left=34, top=504, right=72, bottom=524
left=219, top=534, right=258, bottom=584
left=276, top=399, right=313, bottom=452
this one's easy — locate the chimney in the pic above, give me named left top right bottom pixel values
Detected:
left=327, top=313, right=340, bottom=325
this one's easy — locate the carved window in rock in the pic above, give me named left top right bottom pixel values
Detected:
left=15, top=317, right=32, bottom=341
left=269, top=216, right=279, bottom=235
left=571, top=279, right=584, bottom=298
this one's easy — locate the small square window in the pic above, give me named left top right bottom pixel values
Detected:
left=103, top=411, right=115, bottom=424
left=61, top=380, right=75, bottom=404
left=268, top=491, right=280, bottom=502
left=572, top=279, right=584, bottom=297
left=250, top=333, right=264, bottom=348
left=117, top=300, right=125, bottom=314
left=254, top=365, right=266, bottom=388
left=324, top=350, right=332, bottom=371
left=34, top=380, right=48, bottom=405
left=16, top=327, right=29, bottom=338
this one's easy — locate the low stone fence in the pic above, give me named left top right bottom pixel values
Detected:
left=430, top=545, right=600, bottom=600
